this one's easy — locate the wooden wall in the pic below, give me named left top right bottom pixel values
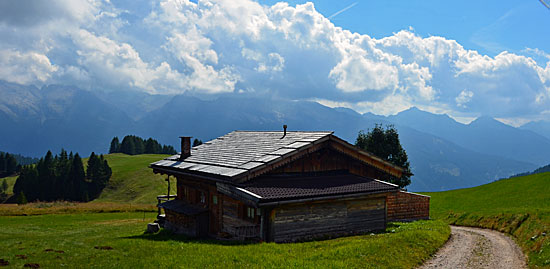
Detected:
left=270, top=147, right=388, bottom=181
left=270, top=194, right=387, bottom=243
left=387, top=191, right=430, bottom=222
left=164, top=209, right=208, bottom=237
left=221, top=195, right=260, bottom=239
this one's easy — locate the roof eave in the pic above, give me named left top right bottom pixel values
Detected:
left=257, top=188, right=397, bottom=207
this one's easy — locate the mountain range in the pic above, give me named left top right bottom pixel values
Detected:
left=1, top=80, right=548, bottom=191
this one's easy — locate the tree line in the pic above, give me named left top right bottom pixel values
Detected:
left=13, top=150, right=112, bottom=203
left=109, top=135, right=177, bottom=155
left=0, top=152, right=39, bottom=178
left=0, top=152, right=19, bottom=177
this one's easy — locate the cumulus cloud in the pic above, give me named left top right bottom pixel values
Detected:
left=0, top=0, right=549, bottom=121
left=0, top=49, right=58, bottom=84
left=455, top=90, right=474, bottom=108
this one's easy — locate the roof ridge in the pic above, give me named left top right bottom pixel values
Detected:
left=232, top=130, right=333, bottom=133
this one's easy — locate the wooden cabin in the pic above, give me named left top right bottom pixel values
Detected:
left=150, top=129, right=419, bottom=242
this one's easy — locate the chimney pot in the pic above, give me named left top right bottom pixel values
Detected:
left=282, top=125, right=287, bottom=138
left=179, top=136, right=191, bottom=160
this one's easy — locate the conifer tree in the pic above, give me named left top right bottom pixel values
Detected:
left=0, top=152, right=5, bottom=172
left=17, top=191, right=28, bottom=204
left=120, top=136, right=137, bottom=155
left=5, top=153, right=17, bottom=175
left=13, top=165, right=38, bottom=202
left=69, top=153, right=86, bottom=201
left=109, top=137, right=121, bottom=153
left=193, top=139, right=203, bottom=147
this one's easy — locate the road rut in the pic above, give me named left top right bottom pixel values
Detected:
left=419, top=225, right=527, bottom=269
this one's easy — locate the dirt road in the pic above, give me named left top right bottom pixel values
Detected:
left=419, top=225, right=527, bottom=269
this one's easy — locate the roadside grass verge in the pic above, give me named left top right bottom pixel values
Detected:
left=0, top=212, right=449, bottom=268
left=0, top=202, right=156, bottom=216
left=427, top=172, right=550, bottom=267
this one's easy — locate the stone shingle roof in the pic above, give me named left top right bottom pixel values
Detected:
left=243, top=171, right=398, bottom=202
left=150, top=131, right=333, bottom=179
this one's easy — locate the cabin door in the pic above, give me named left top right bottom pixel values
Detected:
left=209, top=192, right=220, bottom=234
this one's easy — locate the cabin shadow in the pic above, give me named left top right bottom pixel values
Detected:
left=122, top=230, right=256, bottom=246
left=123, top=228, right=393, bottom=245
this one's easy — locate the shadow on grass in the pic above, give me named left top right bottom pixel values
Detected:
left=122, top=229, right=257, bottom=246
left=124, top=227, right=395, bottom=246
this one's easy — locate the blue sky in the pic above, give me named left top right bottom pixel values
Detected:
left=0, top=0, right=549, bottom=125
left=271, top=0, right=550, bottom=58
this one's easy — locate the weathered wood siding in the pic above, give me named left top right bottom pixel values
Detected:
left=164, top=209, right=208, bottom=237
left=271, top=195, right=386, bottom=242
left=221, top=195, right=260, bottom=239
left=387, top=191, right=430, bottom=222
left=270, top=147, right=388, bottom=181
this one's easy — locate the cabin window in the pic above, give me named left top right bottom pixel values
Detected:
left=246, top=207, right=255, bottom=219
left=199, top=191, right=206, bottom=204
left=183, top=187, right=189, bottom=199
left=212, top=195, right=218, bottom=205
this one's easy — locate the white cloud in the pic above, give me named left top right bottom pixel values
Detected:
left=0, top=49, right=58, bottom=85
left=455, top=90, right=474, bottom=108
left=0, top=0, right=549, bottom=121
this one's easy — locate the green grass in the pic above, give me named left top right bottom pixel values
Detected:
left=2, top=175, right=17, bottom=195
left=427, top=172, right=550, bottom=267
left=92, top=154, right=175, bottom=204
left=2, top=154, right=172, bottom=205
left=0, top=212, right=449, bottom=268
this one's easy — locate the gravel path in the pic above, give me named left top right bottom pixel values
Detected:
left=419, top=225, right=527, bottom=269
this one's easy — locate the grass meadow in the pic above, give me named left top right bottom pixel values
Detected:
left=0, top=153, right=450, bottom=268
left=0, top=211, right=448, bottom=268
left=427, top=172, right=550, bottom=267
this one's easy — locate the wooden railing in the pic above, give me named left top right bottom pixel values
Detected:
left=231, top=225, right=260, bottom=239
left=157, top=194, right=177, bottom=217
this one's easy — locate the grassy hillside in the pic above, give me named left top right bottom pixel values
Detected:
left=2, top=175, right=17, bottom=195
left=0, top=212, right=448, bottom=268
left=93, top=154, right=175, bottom=204
left=428, top=172, right=550, bottom=267
left=2, top=153, right=173, bottom=204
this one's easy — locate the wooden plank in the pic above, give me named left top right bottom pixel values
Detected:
left=270, top=196, right=387, bottom=242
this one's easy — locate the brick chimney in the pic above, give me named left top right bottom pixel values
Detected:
left=179, top=136, right=191, bottom=161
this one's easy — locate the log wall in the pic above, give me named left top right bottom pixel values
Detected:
left=164, top=209, right=208, bottom=237
left=387, top=191, right=430, bottom=222
left=270, top=147, right=388, bottom=181
left=221, top=195, right=260, bottom=239
left=271, top=195, right=386, bottom=243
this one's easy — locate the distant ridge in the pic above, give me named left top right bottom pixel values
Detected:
left=508, top=163, right=550, bottom=179
left=0, top=80, right=547, bottom=191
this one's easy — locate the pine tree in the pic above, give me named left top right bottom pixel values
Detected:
left=193, top=139, right=203, bottom=147
left=134, top=136, right=145, bottom=154
left=86, top=152, right=101, bottom=198
left=145, top=138, right=162, bottom=154
left=69, top=153, right=86, bottom=201
left=13, top=165, right=38, bottom=202
left=16, top=191, right=28, bottom=205
left=120, top=136, right=137, bottom=155
left=56, top=149, right=70, bottom=200
left=356, top=124, right=412, bottom=188
left=36, top=151, right=56, bottom=201
left=0, top=152, right=5, bottom=172
left=109, top=137, right=121, bottom=154
left=5, top=153, right=17, bottom=175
